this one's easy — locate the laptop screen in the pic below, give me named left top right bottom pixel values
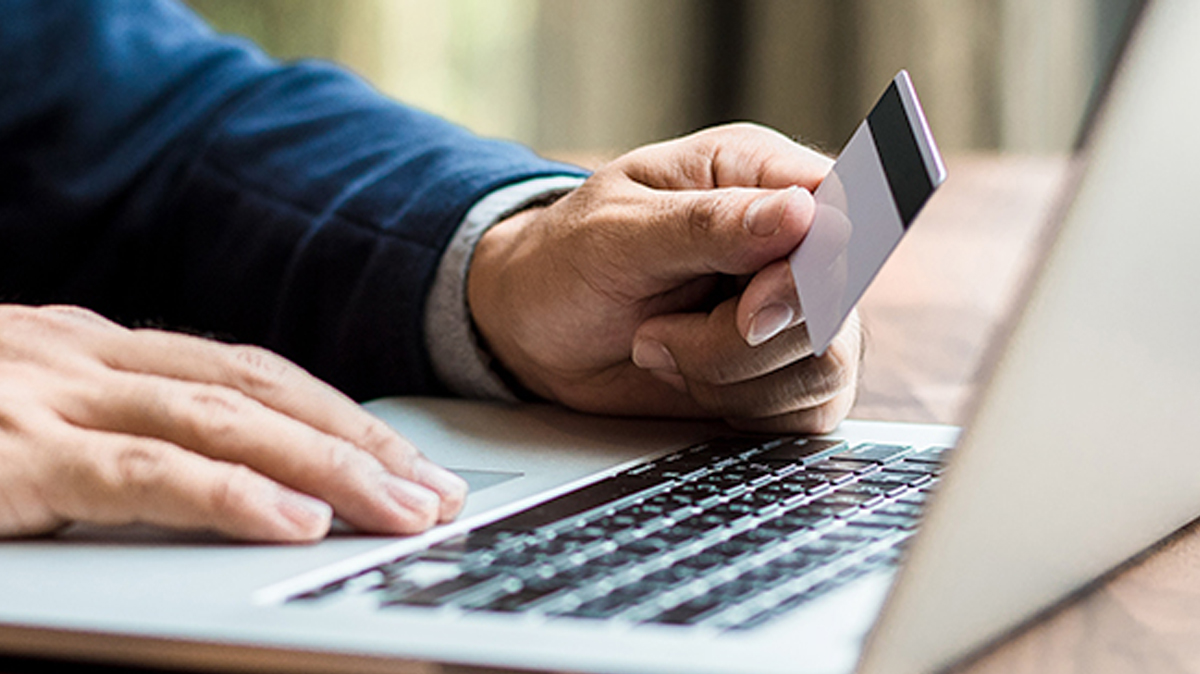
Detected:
left=862, top=2, right=1200, bottom=673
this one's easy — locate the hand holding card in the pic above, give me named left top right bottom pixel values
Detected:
left=790, top=70, right=947, bottom=354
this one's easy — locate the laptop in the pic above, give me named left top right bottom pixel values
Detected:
left=2, top=1, right=1196, bottom=672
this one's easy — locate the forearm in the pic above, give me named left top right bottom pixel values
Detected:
left=0, top=0, right=587, bottom=400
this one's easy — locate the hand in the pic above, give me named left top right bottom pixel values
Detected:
left=469, top=123, right=861, bottom=433
left=0, top=305, right=467, bottom=542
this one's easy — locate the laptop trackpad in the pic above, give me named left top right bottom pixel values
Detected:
left=452, top=468, right=522, bottom=492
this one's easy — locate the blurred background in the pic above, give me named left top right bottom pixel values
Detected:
left=186, top=0, right=1138, bottom=158
left=182, top=0, right=1143, bottom=423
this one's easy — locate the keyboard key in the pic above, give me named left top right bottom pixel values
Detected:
left=641, top=565, right=703, bottom=588
left=558, top=591, right=640, bottom=619
left=875, top=502, right=924, bottom=519
left=751, top=480, right=807, bottom=503
left=474, top=583, right=565, bottom=612
left=767, top=548, right=828, bottom=570
left=842, top=481, right=907, bottom=499
left=864, top=548, right=905, bottom=567
left=770, top=510, right=834, bottom=530
left=618, top=537, right=673, bottom=557
left=705, top=539, right=761, bottom=560
left=675, top=552, right=727, bottom=571
left=556, top=525, right=609, bottom=543
left=802, top=469, right=855, bottom=484
left=823, top=526, right=880, bottom=544
left=648, top=595, right=726, bottom=625
left=755, top=438, right=847, bottom=465
left=690, top=513, right=736, bottom=531
left=839, top=443, right=911, bottom=464
left=552, top=564, right=608, bottom=585
left=778, top=471, right=834, bottom=491
left=382, top=574, right=492, bottom=607
left=654, top=523, right=715, bottom=543
left=887, top=460, right=942, bottom=476
left=479, top=474, right=657, bottom=532
left=729, top=489, right=789, bottom=510
left=806, top=458, right=878, bottom=474
left=736, top=564, right=792, bottom=587
left=810, top=491, right=883, bottom=510
left=862, top=471, right=927, bottom=487
left=850, top=513, right=919, bottom=530
left=624, top=502, right=671, bottom=518
left=897, top=490, right=930, bottom=506
left=701, top=436, right=783, bottom=457
left=588, top=549, right=643, bottom=569
left=904, top=445, right=953, bottom=464
left=707, top=579, right=762, bottom=603
left=702, top=502, right=758, bottom=523
left=730, top=527, right=788, bottom=548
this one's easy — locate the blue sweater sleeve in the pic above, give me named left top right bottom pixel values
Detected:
left=0, top=0, right=587, bottom=400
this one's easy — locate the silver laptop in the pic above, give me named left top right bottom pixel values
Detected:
left=3, top=1, right=1198, bottom=673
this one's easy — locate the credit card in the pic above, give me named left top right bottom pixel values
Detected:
left=788, top=70, right=947, bottom=355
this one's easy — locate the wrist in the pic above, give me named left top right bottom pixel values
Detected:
left=467, top=206, right=559, bottom=402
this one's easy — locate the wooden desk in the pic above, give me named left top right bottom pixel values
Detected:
left=856, top=154, right=1200, bottom=674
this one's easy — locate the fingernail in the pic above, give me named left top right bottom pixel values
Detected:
left=383, top=475, right=441, bottom=518
left=744, top=185, right=799, bottom=237
left=274, top=488, right=332, bottom=533
left=746, top=302, right=795, bottom=346
left=415, top=458, right=469, bottom=503
left=631, top=339, right=678, bottom=373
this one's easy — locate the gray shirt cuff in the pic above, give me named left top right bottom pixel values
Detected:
left=424, top=176, right=587, bottom=400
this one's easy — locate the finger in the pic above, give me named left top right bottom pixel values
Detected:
left=633, top=301, right=860, bottom=422
left=59, top=372, right=444, bottom=535
left=617, top=123, right=834, bottom=191
left=542, top=363, right=705, bottom=420
left=623, top=183, right=816, bottom=282
left=633, top=297, right=813, bottom=386
left=724, top=386, right=857, bottom=435
left=44, top=429, right=332, bottom=542
left=736, top=260, right=806, bottom=346
left=686, top=354, right=853, bottom=420
left=93, top=331, right=467, bottom=521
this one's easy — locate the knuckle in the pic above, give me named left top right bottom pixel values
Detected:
left=693, top=121, right=764, bottom=144
left=207, top=465, right=257, bottom=518
left=798, top=355, right=855, bottom=403
left=0, top=435, right=69, bottom=536
left=68, top=442, right=171, bottom=519
left=36, top=306, right=113, bottom=335
left=683, top=197, right=720, bottom=236
left=37, top=433, right=155, bottom=525
left=357, top=418, right=395, bottom=451
left=41, top=305, right=109, bottom=326
left=358, top=419, right=416, bottom=467
left=228, top=345, right=290, bottom=393
left=113, top=443, right=168, bottom=494
left=180, top=384, right=251, bottom=441
left=0, top=305, right=83, bottom=336
left=726, top=121, right=769, bottom=135
left=322, top=440, right=373, bottom=478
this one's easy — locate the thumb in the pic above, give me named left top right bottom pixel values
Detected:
left=630, top=184, right=816, bottom=282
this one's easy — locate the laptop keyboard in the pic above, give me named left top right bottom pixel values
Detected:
left=290, top=436, right=948, bottom=631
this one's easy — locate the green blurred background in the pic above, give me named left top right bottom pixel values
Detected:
left=185, top=0, right=1138, bottom=156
